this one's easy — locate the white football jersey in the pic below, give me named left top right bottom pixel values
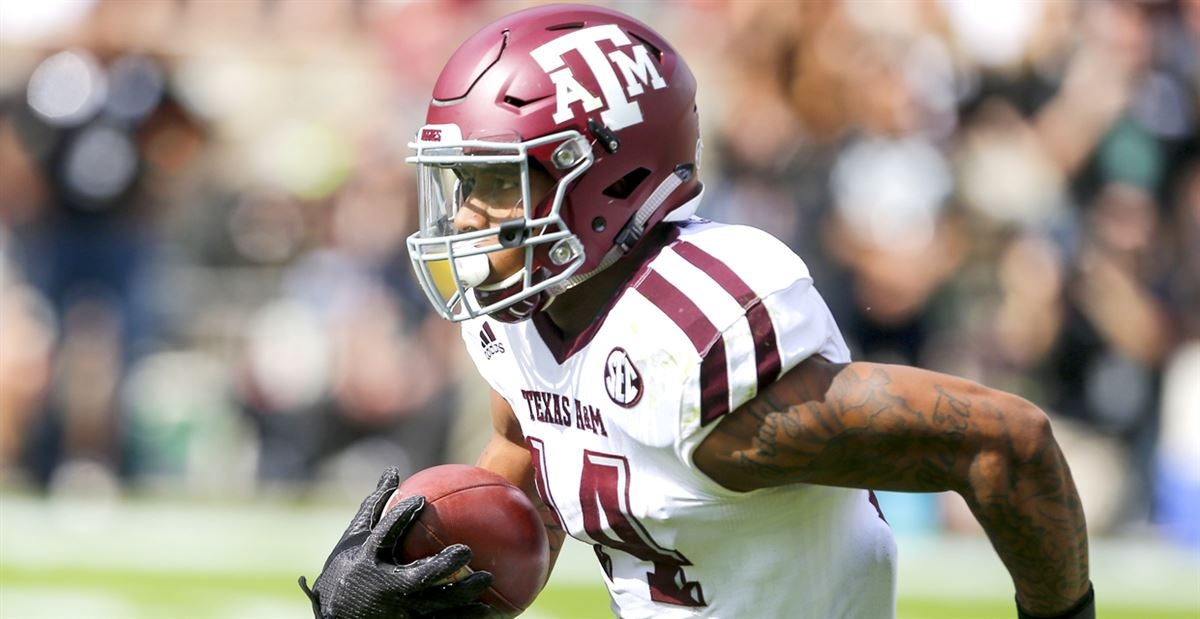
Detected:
left=461, top=219, right=897, bottom=618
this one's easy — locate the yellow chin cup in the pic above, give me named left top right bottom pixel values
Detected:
left=427, top=258, right=460, bottom=303
left=427, top=252, right=490, bottom=303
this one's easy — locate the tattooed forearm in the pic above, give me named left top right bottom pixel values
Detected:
left=964, top=426, right=1090, bottom=614
left=695, top=359, right=1090, bottom=616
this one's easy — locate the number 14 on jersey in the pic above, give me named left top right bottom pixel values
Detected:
left=527, top=437, right=706, bottom=607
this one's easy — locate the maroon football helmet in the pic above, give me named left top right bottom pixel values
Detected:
left=407, top=4, right=703, bottom=323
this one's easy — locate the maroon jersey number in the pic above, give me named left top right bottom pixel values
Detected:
left=525, top=437, right=563, bottom=528
left=579, top=450, right=706, bottom=607
left=525, top=439, right=706, bottom=607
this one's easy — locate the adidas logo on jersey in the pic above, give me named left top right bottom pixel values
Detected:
left=480, top=322, right=505, bottom=359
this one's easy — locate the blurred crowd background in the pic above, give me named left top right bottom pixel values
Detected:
left=0, top=0, right=1197, bottom=551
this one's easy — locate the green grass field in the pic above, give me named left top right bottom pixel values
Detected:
left=2, top=494, right=1197, bottom=618
left=2, top=565, right=1197, bottom=619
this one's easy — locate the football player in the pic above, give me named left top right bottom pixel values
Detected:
left=301, top=5, right=1094, bottom=618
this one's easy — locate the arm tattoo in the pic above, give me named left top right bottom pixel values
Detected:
left=705, top=361, right=1090, bottom=614
left=725, top=366, right=978, bottom=492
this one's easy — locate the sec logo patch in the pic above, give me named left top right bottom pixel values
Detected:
left=604, top=347, right=643, bottom=408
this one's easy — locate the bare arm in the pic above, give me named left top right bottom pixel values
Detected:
left=476, top=389, right=567, bottom=584
left=694, top=358, right=1090, bottom=616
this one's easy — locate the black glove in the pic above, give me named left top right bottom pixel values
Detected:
left=299, top=467, right=495, bottom=618
left=1017, top=583, right=1095, bottom=619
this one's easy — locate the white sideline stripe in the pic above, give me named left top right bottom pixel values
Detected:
left=2, top=496, right=1198, bottom=610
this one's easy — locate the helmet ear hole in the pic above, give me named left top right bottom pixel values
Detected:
left=602, top=168, right=651, bottom=199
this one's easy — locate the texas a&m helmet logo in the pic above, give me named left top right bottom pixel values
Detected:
left=603, top=347, right=643, bottom=407
left=530, top=24, right=668, bottom=131
left=480, top=322, right=505, bottom=360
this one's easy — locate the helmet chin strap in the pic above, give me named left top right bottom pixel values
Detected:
left=547, top=176, right=703, bottom=297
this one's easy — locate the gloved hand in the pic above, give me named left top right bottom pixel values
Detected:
left=299, top=467, right=495, bottom=618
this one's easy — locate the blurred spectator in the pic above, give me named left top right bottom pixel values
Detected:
left=237, top=149, right=459, bottom=490
left=693, top=0, right=1197, bottom=534
left=957, top=0, right=1193, bottom=530
left=4, top=47, right=203, bottom=489
left=0, top=280, right=56, bottom=477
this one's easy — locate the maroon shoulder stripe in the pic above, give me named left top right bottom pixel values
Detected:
left=672, top=241, right=781, bottom=393
left=635, top=270, right=718, bottom=352
left=636, top=269, right=729, bottom=425
left=699, top=338, right=729, bottom=425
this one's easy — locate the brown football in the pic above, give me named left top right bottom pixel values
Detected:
left=385, top=464, right=550, bottom=617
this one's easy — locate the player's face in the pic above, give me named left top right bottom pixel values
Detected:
left=450, top=163, right=555, bottom=285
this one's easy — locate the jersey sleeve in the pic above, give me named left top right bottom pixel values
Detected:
left=672, top=277, right=850, bottom=489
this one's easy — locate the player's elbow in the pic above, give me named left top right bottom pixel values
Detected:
left=968, top=395, right=1058, bottom=501
left=1004, top=396, right=1056, bottom=466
